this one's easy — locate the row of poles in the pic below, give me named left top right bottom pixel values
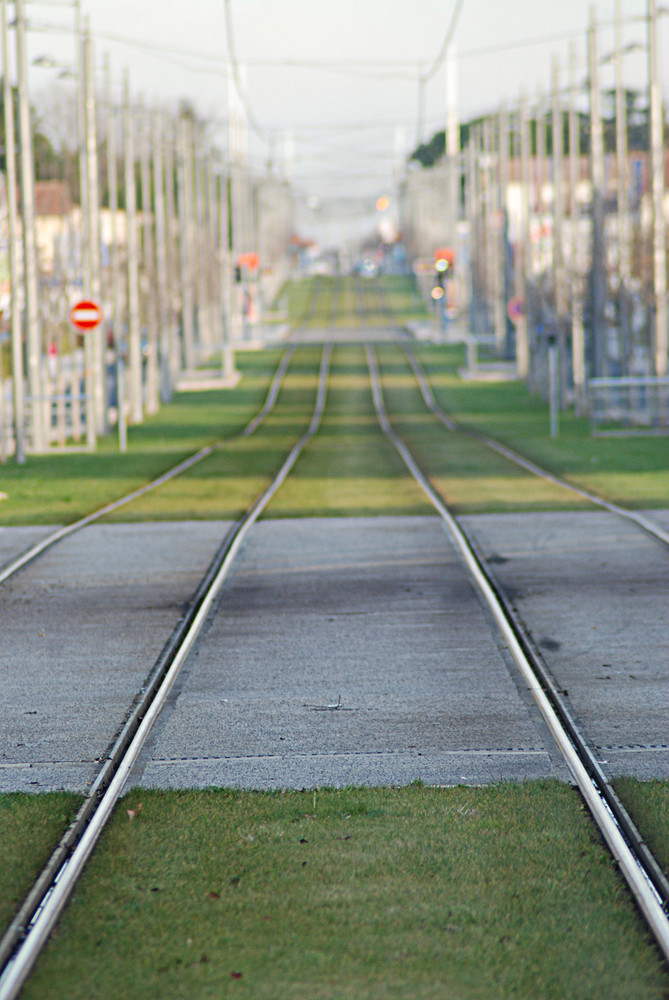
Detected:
left=1, top=0, right=274, bottom=461
left=466, top=0, right=667, bottom=410
left=405, top=0, right=668, bottom=414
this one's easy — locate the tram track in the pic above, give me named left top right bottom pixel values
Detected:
left=0, top=346, right=296, bottom=588
left=367, top=274, right=669, bottom=548
left=2, top=276, right=668, bottom=992
left=0, top=344, right=333, bottom=1000
left=401, top=343, right=669, bottom=550
left=366, top=342, right=669, bottom=965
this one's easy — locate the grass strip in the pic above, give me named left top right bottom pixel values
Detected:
left=102, top=345, right=324, bottom=522
left=0, top=793, right=82, bottom=937
left=0, top=350, right=284, bottom=526
left=377, top=345, right=590, bottom=514
left=612, top=778, right=669, bottom=878
left=284, top=276, right=430, bottom=330
left=413, top=343, right=669, bottom=510
left=266, top=343, right=432, bottom=518
left=21, top=782, right=669, bottom=1000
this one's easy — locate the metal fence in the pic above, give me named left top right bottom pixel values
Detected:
left=588, top=376, right=669, bottom=435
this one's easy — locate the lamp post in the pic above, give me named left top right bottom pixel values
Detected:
left=15, top=0, right=44, bottom=451
left=1, top=0, right=25, bottom=461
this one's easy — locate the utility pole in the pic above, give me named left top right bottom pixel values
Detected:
left=177, top=114, right=196, bottom=369
left=163, top=122, right=181, bottom=379
left=589, top=5, right=607, bottom=378
left=15, top=0, right=44, bottom=452
left=516, top=90, right=531, bottom=379
left=531, top=86, right=546, bottom=393
left=218, top=168, right=236, bottom=379
left=124, top=73, right=142, bottom=424
left=2, top=0, right=24, bottom=461
left=570, top=40, right=587, bottom=413
left=84, top=22, right=103, bottom=438
left=499, top=102, right=510, bottom=357
left=648, top=0, right=667, bottom=376
left=193, top=125, right=210, bottom=354
left=552, top=55, right=567, bottom=404
left=153, top=108, right=171, bottom=402
left=615, top=0, right=631, bottom=374
left=486, top=116, right=505, bottom=354
left=105, top=56, right=125, bottom=452
left=139, top=99, right=159, bottom=415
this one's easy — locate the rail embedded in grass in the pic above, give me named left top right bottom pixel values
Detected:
left=402, top=344, right=669, bottom=547
left=367, top=343, right=669, bottom=967
left=0, top=347, right=296, bottom=586
left=0, top=346, right=333, bottom=1000
left=15, top=784, right=669, bottom=1000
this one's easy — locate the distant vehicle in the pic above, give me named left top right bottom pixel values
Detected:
left=358, top=258, right=378, bottom=278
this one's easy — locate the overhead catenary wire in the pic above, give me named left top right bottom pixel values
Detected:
left=223, top=0, right=270, bottom=146
left=421, top=0, right=464, bottom=84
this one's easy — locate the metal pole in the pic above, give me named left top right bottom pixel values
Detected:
left=549, top=338, right=559, bottom=437
left=15, top=0, right=44, bottom=452
left=2, top=0, right=24, bottom=461
left=124, top=72, right=142, bottom=424
left=177, top=114, right=195, bottom=369
left=193, top=124, right=210, bottom=355
left=163, top=121, right=181, bottom=380
left=499, top=102, right=510, bottom=357
left=153, top=107, right=171, bottom=402
left=570, top=40, right=587, bottom=414
left=615, top=0, right=632, bottom=374
left=84, top=23, right=103, bottom=438
left=648, top=0, right=667, bottom=376
left=105, top=56, right=125, bottom=450
left=516, top=90, right=531, bottom=379
left=589, top=5, right=607, bottom=378
left=552, top=55, right=568, bottom=406
left=139, top=99, right=159, bottom=415
left=533, top=85, right=546, bottom=395
left=218, top=169, right=236, bottom=378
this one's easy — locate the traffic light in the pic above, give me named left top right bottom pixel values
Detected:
left=433, top=247, right=455, bottom=276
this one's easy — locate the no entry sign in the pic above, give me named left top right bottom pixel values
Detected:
left=70, top=300, right=102, bottom=331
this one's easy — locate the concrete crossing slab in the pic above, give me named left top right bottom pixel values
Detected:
left=460, top=509, right=669, bottom=780
left=133, top=517, right=569, bottom=790
left=0, top=522, right=233, bottom=792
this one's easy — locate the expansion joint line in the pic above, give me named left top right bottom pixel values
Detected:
left=366, top=343, right=669, bottom=964
left=0, top=345, right=332, bottom=1000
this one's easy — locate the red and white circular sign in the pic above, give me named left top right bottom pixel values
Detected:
left=70, top=300, right=102, bottom=331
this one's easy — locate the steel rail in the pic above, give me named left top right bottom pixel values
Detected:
left=0, top=344, right=332, bottom=1000
left=0, top=346, right=296, bottom=588
left=366, top=343, right=669, bottom=965
left=402, top=344, right=669, bottom=549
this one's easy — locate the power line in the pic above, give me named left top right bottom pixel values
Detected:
left=223, top=0, right=270, bottom=144
left=422, top=0, right=464, bottom=83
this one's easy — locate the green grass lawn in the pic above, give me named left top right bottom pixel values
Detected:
left=16, top=783, right=668, bottom=1000
left=376, top=345, right=591, bottom=514
left=266, top=344, right=431, bottom=518
left=0, top=349, right=285, bottom=526
left=612, top=778, right=669, bottom=878
left=411, top=343, right=669, bottom=510
left=0, top=793, right=81, bottom=936
left=103, top=345, right=325, bottom=522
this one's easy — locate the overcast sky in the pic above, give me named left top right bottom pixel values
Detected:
left=24, top=1, right=667, bottom=245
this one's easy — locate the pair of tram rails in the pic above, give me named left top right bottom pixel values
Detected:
left=1, top=298, right=669, bottom=994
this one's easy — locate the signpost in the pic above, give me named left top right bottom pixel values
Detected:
left=70, top=299, right=102, bottom=449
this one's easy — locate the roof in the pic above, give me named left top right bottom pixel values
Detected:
left=34, top=180, right=73, bottom=217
